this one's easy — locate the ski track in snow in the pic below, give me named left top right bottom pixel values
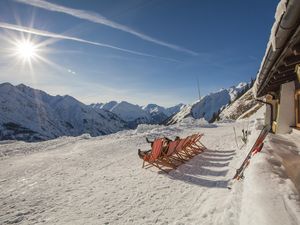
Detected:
left=0, top=117, right=299, bottom=225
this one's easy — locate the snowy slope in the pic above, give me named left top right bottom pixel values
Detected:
left=0, top=83, right=127, bottom=141
left=1, top=107, right=299, bottom=224
left=167, top=83, right=248, bottom=124
left=219, top=88, right=261, bottom=121
left=99, top=101, right=118, bottom=111
left=165, top=103, right=185, bottom=116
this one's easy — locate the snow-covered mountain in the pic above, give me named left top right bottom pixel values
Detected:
left=91, top=101, right=151, bottom=128
left=0, top=83, right=127, bottom=141
left=91, top=101, right=118, bottom=111
left=167, top=83, right=248, bottom=124
left=90, top=102, right=184, bottom=126
left=142, top=103, right=184, bottom=124
left=165, top=104, right=185, bottom=116
left=110, top=101, right=152, bottom=128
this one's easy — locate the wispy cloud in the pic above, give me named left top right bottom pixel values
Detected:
left=0, top=22, right=178, bottom=62
left=67, top=68, right=76, bottom=75
left=15, top=0, right=198, bottom=56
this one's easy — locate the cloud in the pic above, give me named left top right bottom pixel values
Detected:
left=67, top=69, right=76, bottom=75
left=15, top=0, right=198, bottom=56
left=0, top=22, right=178, bottom=62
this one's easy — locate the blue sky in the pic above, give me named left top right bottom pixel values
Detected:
left=0, top=0, right=278, bottom=106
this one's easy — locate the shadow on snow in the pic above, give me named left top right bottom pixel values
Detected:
left=165, top=149, right=235, bottom=189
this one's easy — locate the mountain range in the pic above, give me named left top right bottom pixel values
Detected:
left=0, top=83, right=183, bottom=141
left=91, top=101, right=184, bottom=128
left=0, top=81, right=254, bottom=142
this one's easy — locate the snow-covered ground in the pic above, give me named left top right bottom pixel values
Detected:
left=0, top=108, right=299, bottom=225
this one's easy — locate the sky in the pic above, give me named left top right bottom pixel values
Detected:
left=0, top=0, right=279, bottom=107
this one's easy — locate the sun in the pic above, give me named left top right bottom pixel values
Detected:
left=15, top=40, right=38, bottom=60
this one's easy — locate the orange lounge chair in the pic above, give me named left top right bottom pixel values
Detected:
left=173, top=138, right=192, bottom=160
left=142, top=138, right=176, bottom=171
left=186, top=133, right=206, bottom=154
left=161, top=140, right=185, bottom=166
left=140, top=133, right=206, bottom=172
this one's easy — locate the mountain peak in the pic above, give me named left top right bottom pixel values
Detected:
left=0, top=83, right=127, bottom=141
left=166, top=82, right=250, bottom=124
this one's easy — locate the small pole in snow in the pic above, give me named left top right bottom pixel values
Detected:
left=197, top=76, right=201, bottom=101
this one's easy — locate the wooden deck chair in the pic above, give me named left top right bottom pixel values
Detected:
left=180, top=136, right=198, bottom=157
left=175, top=137, right=194, bottom=160
left=187, top=133, right=206, bottom=153
left=142, top=138, right=176, bottom=171
left=182, top=136, right=200, bottom=156
left=161, top=140, right=184, bottom=166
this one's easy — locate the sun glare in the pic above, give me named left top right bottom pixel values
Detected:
left=16, top=40, right=37, bottom=60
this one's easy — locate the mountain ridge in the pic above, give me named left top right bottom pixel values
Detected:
left=0, top=83, right=128, bottom=141
left=166, top=82, right=249, bottom=125
left=0, top=83, right=184, bottom=141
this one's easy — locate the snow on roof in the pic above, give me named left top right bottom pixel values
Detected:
left=254, top=0, right=288, bottom=98
left=270, top=0, right=288, bottom=51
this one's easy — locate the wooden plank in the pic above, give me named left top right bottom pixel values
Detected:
left=270, top=71, right=295, bottom=81
left=292, top=43, right=300, bottom=55
left=268, top=76, right=296, bottom=88
left=277, top=64, right=296, bottom=74
left=283, top=55, right=300, bottom=66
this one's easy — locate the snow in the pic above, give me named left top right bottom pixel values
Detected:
left=1, top=106, right=299, bottom=224
left=237, top=120, right=300, bottom=225
left=270, top=0, right=287, bottom=51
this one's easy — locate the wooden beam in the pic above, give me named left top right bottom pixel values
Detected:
left=270, top=71, right=295, bottom=81
left=283, top=55, right=300, bottom=66
left=268, top=76, right=296, bottom=87
left=292, top=43, right=300, bottom=55
left=277, top=64, right=295, bottom=74
left=270, top=73, right=295, bottom=83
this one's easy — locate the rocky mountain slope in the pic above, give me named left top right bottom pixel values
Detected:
left=167, top=83, right=248, bottom=124
left=219, top=88, right=262, bottom=121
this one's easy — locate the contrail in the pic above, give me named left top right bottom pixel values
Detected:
left=15, top=0, right=198, bottom=56
left=0, top=22, right=179, bottom=62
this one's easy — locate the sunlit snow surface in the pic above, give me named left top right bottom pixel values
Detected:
left=0, top=107, right=299, bottom=225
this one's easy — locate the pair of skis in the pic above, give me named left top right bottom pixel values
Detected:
left=228, top=125, right=270, bottom=188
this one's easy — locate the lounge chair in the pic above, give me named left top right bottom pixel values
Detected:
left=185, top=133, right=206, bottom=154
left=141, top=138, right=176, bottom=171
left=140, top=133, right=206, bottom=172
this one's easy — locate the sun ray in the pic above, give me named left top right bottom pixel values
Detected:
left=15, top=40, right=37, bottom=60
